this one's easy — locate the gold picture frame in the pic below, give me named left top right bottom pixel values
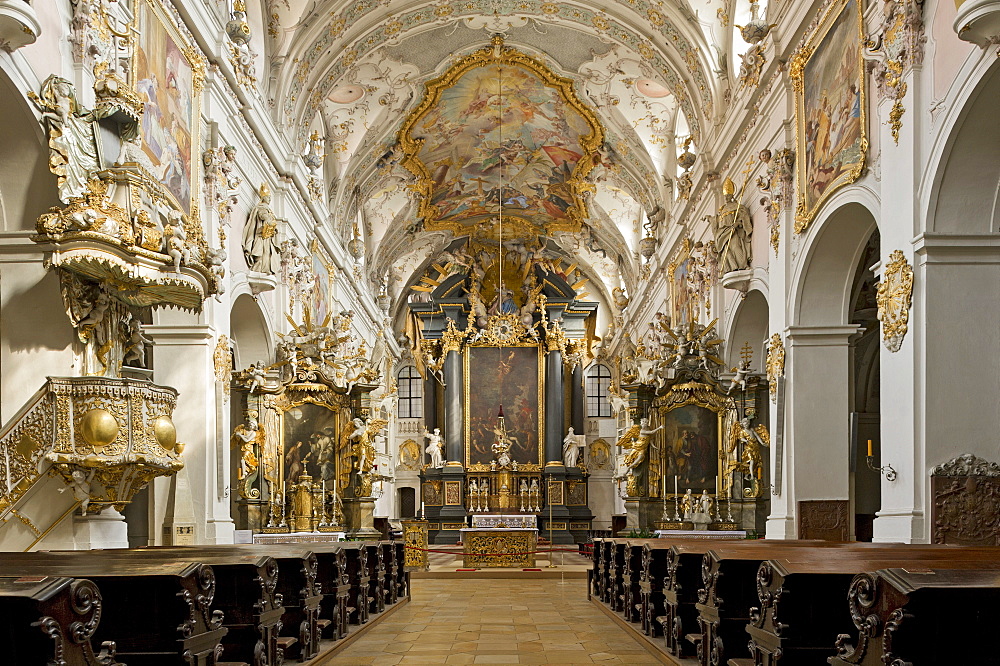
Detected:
left=273, top=390, right=350, bottom=498
left=132, top=0, right=204, bottom=218
left=791, top=0, right=867, bottom=233
left=463, top=344, right=545, bottom=466
left=444, top=480, right=463, bottom=506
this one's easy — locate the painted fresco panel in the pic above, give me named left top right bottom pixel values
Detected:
left=415, top=64, right=590, bottom=231
left=467, top=346, right=540, bottom=465
left=135, top=0, right=195, bottom=212
left=799, top=0, right=865, bottom=223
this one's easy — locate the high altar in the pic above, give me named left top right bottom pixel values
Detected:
left=409, top=251, right=598, bottom=545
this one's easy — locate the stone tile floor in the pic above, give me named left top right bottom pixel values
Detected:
left=328, top=578, right=661, bottom=665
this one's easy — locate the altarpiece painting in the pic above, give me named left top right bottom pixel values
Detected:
left=465, top=345, right=543, bottom=466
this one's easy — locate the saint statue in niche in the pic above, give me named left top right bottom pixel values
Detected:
left=713, top=177, right=753, bottom=275
left=243, top=183, right=281, bottom=274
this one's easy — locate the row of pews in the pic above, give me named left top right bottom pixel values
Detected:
left=0, top=540, right=408, bottom=665
left=590, top=536, right=1000, bottom=665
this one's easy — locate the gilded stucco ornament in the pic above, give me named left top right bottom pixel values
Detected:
left=765, top=333, right=785, bottom=403
left=756, top=148, right=795, bottom=256
left=876, top=249, right=913, bottom=352
left=214, top=335, right=233, bottom=399
left=865, top=1, right=925, bottom=144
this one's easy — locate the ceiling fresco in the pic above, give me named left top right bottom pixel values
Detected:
left=399, top=39, right=603, bottom=239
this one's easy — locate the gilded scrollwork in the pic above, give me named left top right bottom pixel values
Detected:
left=765, top=333, right=785, bottom=403
left=876, top=250, right=913, bottom=352
left=214, top=335, right=233, bottom=399
left=864, top=0, right=925, bottom=144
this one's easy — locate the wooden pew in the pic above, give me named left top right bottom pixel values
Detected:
left=619, top=538, right=661, bottom=623
left=380, top=541, right=398, bottom=605
left=0, top=576, right=122, bottom=666
left=339, top=542, right=371, bottom=625
left=364, top=541, right=386, bottom=614
left=744, top=548, right=1000, bottom=666
left=638, top=541, right=672, bottom=637
left=59, top=548, right=285, bottom=666
left=138, top=545, right=325, bottom=662
left=589, top=537, right=607, bottom=600
left=827, top=567, right=1000, bottom=666
left=0, top=554, right=227, bottom=665
left=393, top=541, right=409, bottom=600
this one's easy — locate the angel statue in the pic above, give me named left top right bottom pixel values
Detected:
left=614, top=417, right=664, bottom=496
left=724, top=416, right=769, bottom=498
left=29, top=75, right=100, bottom=202
left=346, top=416, right=388, bottom=497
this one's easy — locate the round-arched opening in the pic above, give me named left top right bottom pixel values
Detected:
left=726, top=289, right=769, bottom=368
left=230, top=293, right=272, bottom=370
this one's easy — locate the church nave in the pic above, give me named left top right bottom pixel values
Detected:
left=329, top=579, right=660, bottom=665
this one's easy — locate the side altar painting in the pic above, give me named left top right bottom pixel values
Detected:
left=661, top=405, right=719, bottom=494
left=282, top=402, right=339, bottom=487
left=465, top=346, right=542, bottom=466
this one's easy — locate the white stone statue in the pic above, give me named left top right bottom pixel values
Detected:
left=727, top=359, right=752, bottom=394
left=713, top=177, right=753, bottom=276
left=424, top=427, right=444, bottom=468
left=562, top=427, right=585, bottom=468
left=30, top=75, right=100, bottom=203
left=681, top=488, right=695, bottom=515
left=242, top=183, right=281, bottom=274
left=163, top=212, right=190, bottom=272
left=699, top=490, right=713, bottom=515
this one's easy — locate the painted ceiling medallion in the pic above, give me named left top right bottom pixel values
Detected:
left=876, top=249, right=913, bottom=353
left=635, top=78, right=671, bottom=98
left=398, top=36, right=604, bottom=238
left=329, top=85, right=365, bottom=104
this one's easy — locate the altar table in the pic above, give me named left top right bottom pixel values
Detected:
left=460, top=528, right=538, bottom=568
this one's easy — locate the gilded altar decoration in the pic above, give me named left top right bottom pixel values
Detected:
left=462, top=530, right=537, bottom=568
left=723, top=417, right=769, bottom=498
left=398, top=439, right=420, bottom=470
left=614, top=418, right=664, bottom=497
left=632, top=319, right=725, bottom=391
left=268, top=310, right=379, bottom=392
left=792, top=0, right=867, bottom=233
left=876, top=250, right=913, bottom=352
left=588, top=438, right=611, bottom=470
left=766, top=333, right=785, bottom=403
left=343, top=417, right=389, bottom=498
left=232, top=411, right=262, bottom=499
left=0, top=377, right=184, bottom=516
left=864, top=0, right=925, bottom=145
left=398, top=36, right=604, bottom=238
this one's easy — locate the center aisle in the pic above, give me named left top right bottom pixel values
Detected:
left=324, top=578, right=662, bottom=665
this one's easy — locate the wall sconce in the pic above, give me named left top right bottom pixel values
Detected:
left=866, top=439, right=897, bottom=481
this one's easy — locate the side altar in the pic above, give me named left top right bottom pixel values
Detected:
left=407, top=241, right=599, bottom=544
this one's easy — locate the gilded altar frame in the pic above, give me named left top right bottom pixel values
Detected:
left=131, top=0, right=205, bottom=221
left=463, top=343, right=545, bottom=466
left=651, top=381, right=733, bottom=498
left=791, top=0, right=867, bottom=233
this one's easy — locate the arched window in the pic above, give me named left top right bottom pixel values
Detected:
left=397, top=366, right=423, bottom=418
left=586, top=364, right=612, bottom=417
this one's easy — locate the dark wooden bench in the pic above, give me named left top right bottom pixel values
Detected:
left=0, top=554, right=227, bottom=665
left=619, top=538, right=661, bottom=623
left=393, top=541, right=409, bottom=600
left=379, top=541, right=398, bottom=605
left=364, top=541, right=386, bottom=615
left=637, top=541, right=672, bottom=636
left=827, top=566, right=1000, bottom=666
left=745, top=547, right=1000, bottom=665
left=140, top=545, right=324, bottom=662
left=0, top=575, right=122, bottom=666
left=339, top=542, right=371, bottom=624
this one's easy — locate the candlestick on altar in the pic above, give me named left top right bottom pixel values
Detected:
left=673, top=475, right=681, bottom=521
left=714, top=476, right=722, bottom=521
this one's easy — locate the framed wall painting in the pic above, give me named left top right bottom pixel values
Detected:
left=792, top=0, right=867, bottom=233
left=309, top=239, right=336, bottom=324
left=133, top=0, right=203, bottom=216
left=653, top=382, right=732, bottom=497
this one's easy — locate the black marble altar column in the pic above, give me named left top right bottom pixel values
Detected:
left=423, top=375, right=437, bottom=431
left=571, top=364, right=584, bottom=433
left=443, top=349, right=462, bottom=464
left=545, top=347, right=563, bottom=464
